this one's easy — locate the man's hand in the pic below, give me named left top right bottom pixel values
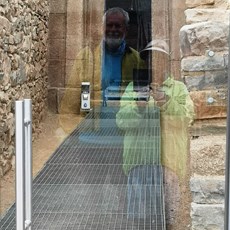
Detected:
left=152, top=89, right=165, bottom=101
left=150, top=85, right=168, bottom=106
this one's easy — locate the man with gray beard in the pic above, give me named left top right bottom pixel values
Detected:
left=103, top=7, right=128, bottom=51
left=101, top=7, right=146, bottom=103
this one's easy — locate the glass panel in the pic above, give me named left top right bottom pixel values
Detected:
left=61, top=0, right=195, bottom=229
left=1, top=1, right=227, bottom=230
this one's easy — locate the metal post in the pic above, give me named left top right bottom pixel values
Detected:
left=16, top=99, right=32, bottom=230
left=15, top=100, right=25, bottom=230
left=224, top=14, right=230, bottom=230
left=24, top=99, right=32, bottom=230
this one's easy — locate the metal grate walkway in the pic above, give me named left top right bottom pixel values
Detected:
left=0, top=107, right=165, bottom=230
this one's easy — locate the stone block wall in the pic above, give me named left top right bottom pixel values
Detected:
left=180, top=0, right=230, bottom=119
left=190, top=132, right=226, bottom=229
left=182, top=1, right=228, bottom=229
left=47, top=0, right=66, bottom=113
left=0, top=0, right=49, bottom=176
left=48, top=0, right=105, bottom=114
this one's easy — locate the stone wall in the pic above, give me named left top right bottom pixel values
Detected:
left=181, top=0, right=229, bottom=229
left=180, top=0, right=230, bottom=119
left=48, top=0, right=104, bottom=114
left=0, top=0, right=49, bottom=176
left=47, top=0, right=67, bottom=113
left=190, top=125, right=226, bottom=230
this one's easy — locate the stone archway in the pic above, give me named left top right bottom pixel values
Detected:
left=47, top=0, right=186, bottom=113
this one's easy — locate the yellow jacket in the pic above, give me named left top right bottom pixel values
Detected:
left=60, top=44, right=146, bottom=113
left=116, top=77, right=195, bottom=180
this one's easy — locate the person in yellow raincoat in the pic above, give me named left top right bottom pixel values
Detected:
left=116, top=39, right=195, bottom=228
left=116, top=76, right=194, bottom=177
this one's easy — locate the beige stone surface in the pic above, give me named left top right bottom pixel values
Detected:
left=65, top=59, right=75, bottom=83
left=170, top=0, right=186, bottom=61
left=152, top=1, right=169, bottom=39
left=0, top=15, right=11, bottom=32
left=48, top=38, right=66, bottom=60
left=47, top=88, right=58, bottom=113
left=58, top=88, right=81, bottom=114
left=48, top=14, right=66, bottom=39
left=66, top=35, right=84, bottom=60
left=49, top=0, right=66, bottom=14
left=67, top=13, right=84, bottom=36
left=67, top=0, right=83, bottom=13
left=48, top=59, right=65, bottom=88
left=185, top=9, right=230, bottom=24
left=186, top=0, right=215, bottom=8
left=190, top=91, right=227, bottom=119
left=180, top=22, right=228, bottom=57
left=191, top=137, right=225, bottom=176
left=171, top=60, right=183, bottom=80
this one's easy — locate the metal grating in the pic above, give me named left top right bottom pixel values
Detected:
left=0, top=106, right=165, bottom=230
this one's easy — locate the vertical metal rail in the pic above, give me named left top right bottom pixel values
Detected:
left=224, top=14, right=230, bottom=230
left=15, top=99, right=32, bottom=230
left=16, top=101, right=25, bottom=230
left=24, top=99, right=32, bottom=230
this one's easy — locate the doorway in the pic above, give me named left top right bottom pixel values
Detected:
left=105, top=0, right=152, bottom=51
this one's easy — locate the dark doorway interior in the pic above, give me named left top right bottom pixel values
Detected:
left=105, top=0, right=151, bottom=51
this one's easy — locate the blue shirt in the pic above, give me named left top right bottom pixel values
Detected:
left=101, top=40, right=126, bottom=91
